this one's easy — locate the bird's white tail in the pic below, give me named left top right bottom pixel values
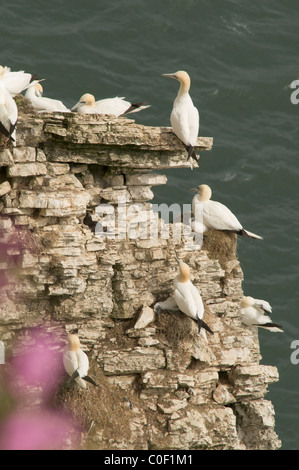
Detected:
left=255, top=323, right=284, bottom=333
left=124, top=103, right=151, bottom=115
left=243, top=229, right=263, bottom=240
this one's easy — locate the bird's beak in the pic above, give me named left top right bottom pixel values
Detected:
left=71, top=101, right=80, bottom=112
left=189, top=188, right=198, bottom=192
left=23, top=78, right=46, bottom=91
left=175, top=256, right=180, bottom=264
left=161, top=73, right=176, bottom=79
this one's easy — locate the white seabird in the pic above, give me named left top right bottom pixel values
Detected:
left=0, top=65, right=33, bottom=96
left=63, top=334, right=98, bottom=389
left=162, top=70, right=199, bottom=170
left=24, top=81, right=70, bottom=113
left=190, top=184, right=263, bottom=239
left=174, top=257, right=213, bottom=335
left=240, top=296, right=283, bottom=332
left=0, top=80, right=18, bottom=146
left=71, top=93, right=150, bottom=117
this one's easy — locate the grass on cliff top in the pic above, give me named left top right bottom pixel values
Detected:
left=52, top=365, right=136, bottom=449
left=14, top=94, right=35, bottom=115
left=202, top=230, right=237, bottom=268
left=156, top=311, right=197, bottom=349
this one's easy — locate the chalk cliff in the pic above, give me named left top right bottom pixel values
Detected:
left=0, top=97, right=281, bottom=450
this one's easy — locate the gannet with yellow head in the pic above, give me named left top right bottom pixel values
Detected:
left=162, top=70, right=199, bottom=169
left=190, top=184, right=263, bottom=239
left=174, top=257, right=213, bottom=335
left=240, top=296, right=283, bottom=332
left=24, top=80, right=70, bottom=113
left=71, top=93, right=150, bottom=117
left=63, top=334, right=98, bottom=388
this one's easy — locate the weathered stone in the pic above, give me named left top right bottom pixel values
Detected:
left=7, top=162, right=47, bottom=177
left=19, top=190, right=90, bottom=217
left=12, top=146, right=36, bottom=163
left=48, top=277, right=87, bottom=296
left=45, top=174, right=83, bottom=190
left=126, top=173, right=167, bottom=186
left=134, top=305, right=156, bottom=329
left=128, top=186, right=154, bottom=202
left=0, top=149, right=14, bottom=167
left=234, top=399, right=281, bottom=450
left=157, top=397, right=188, bottom=414
left=229, top=364, right=279, bottom=399
left=71, top=164, right=88, bottom=174
left=0, top=217, right=12, bottom=230
left=138, top=337, right=160, bottom=347
left=47, top=162, right=70, bottom=175
left=141, top=371, right=178, bottom=391
left=0, top=181, right=11, bottom=197
left=126, top=327, right=156, bottom=339
left=36, top=148, right=47, bottom=162
left=155, top=406, right=242, bottom=450
left=212, top=384, right=236, bottom=405
left=102, top=348, right=166, bottom=375
left=100, top=187, right=131, bottom=204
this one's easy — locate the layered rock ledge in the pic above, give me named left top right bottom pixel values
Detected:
left=0, top=102, right=281, bottom=450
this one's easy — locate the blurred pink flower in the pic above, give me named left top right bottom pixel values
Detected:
left=0, top=328, right=81, bottom=450
left=8, top=328, right=64, bottom=398
left=0, top=409, right=79, bottom=450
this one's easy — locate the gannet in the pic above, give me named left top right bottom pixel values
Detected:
left=24, top=81, right=70, bottom=113
left=71, top=93, right=150, bottom=116
left=0, top=65, right=33, bottom=96
left=240, top=296, right=283, bottom=332
left=190, top=184, right=263, bottom=239
left=174, top=257, right=213, bottom=335
left=162, top=70, right=199, bottom=170
left=0, top=82, right=18, bottom=146
left=63, top=334, right=98, bottom=389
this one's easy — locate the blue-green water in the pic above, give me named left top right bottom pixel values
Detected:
left=1, top=0, right=299, bottom=450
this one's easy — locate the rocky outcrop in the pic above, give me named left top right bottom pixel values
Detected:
left=0, top=98, right=281, bottom=450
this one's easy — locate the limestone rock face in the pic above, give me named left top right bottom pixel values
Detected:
left=0, top=101, right=281, bottom=450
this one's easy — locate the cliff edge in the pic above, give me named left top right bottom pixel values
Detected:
left=0, top=98, right=281, bottom=450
